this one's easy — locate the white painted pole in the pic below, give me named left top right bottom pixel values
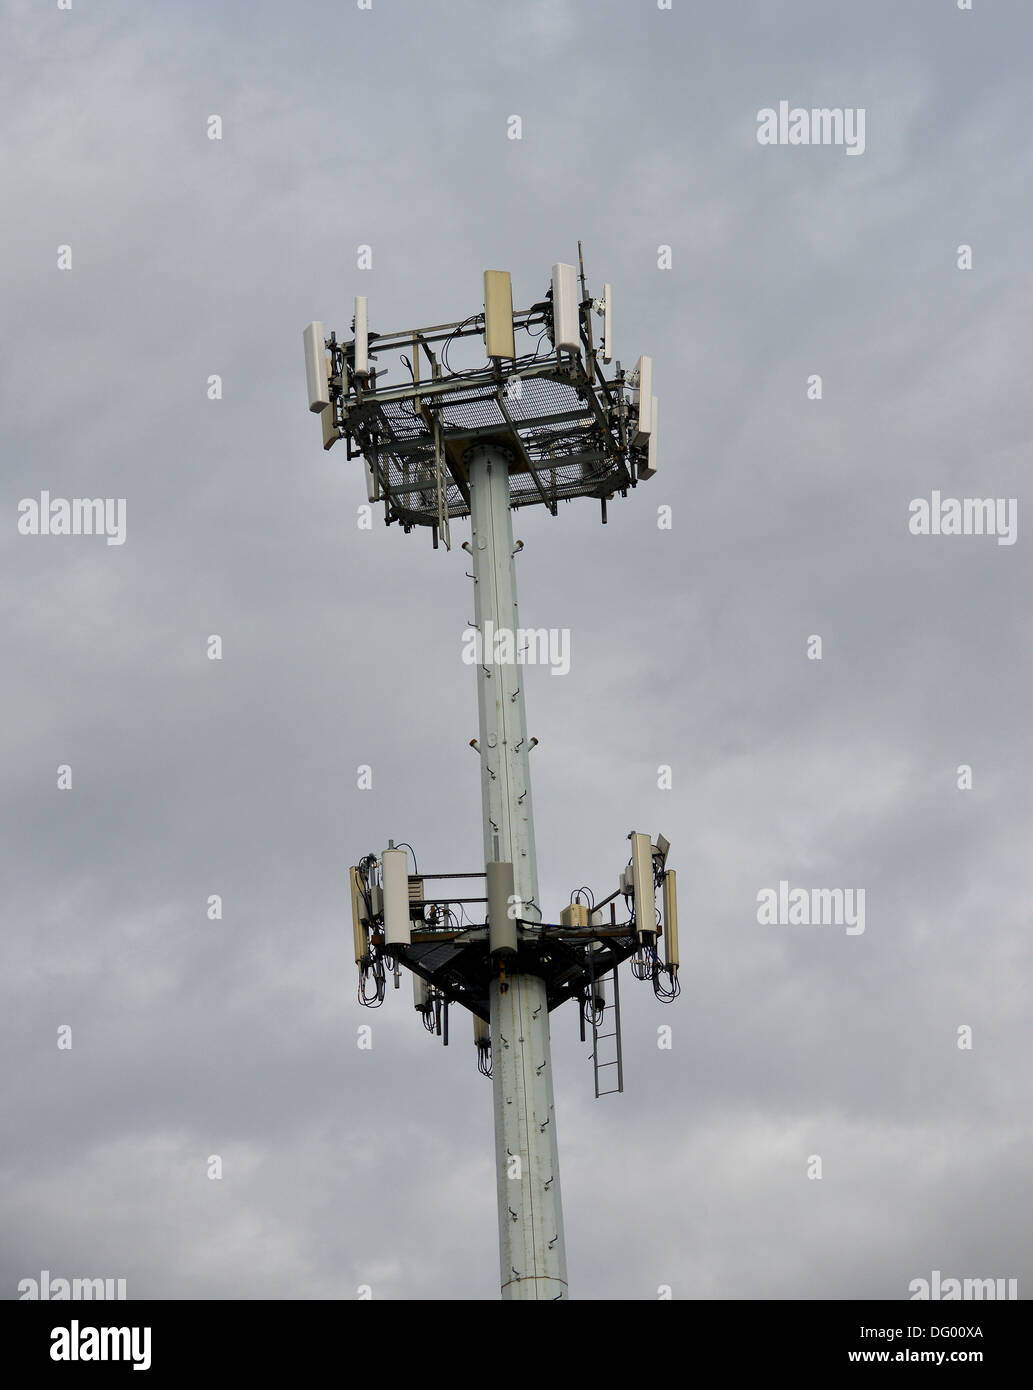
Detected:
left=467, top=444, right=568, bottom=1300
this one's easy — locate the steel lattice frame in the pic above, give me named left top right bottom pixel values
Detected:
left=320, top=300, right=650, bottom=543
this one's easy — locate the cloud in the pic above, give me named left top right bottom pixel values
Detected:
left=1, top=0, right=1031, bottom=1301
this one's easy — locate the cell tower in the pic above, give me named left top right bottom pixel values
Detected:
left=303, top=245, right=680, bottom=1301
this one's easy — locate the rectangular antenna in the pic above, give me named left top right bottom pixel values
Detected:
left=551, top=263, right=580, bottom=353
left=303, top=321, right=330, bottom=412
left=320, top=402, right=338, bottom=451
left=633, top=355, right=653, bottom=445
left=349, top=866, right=369, bottom=966
left=639, top=396, right=658, bottom=479
left=484, top=270, right=516, bottom=359
left=354, top=296, right=369, bottom=379
left=662, top=869, right=679, bottom=974
left=601, top=283, right=613, bottom=363
left=487, top=861, right=517, bottom=956
left=630, top=832, right=655, bottom=943
left=382, top=846, right=410, bottom=947
left=363, top=459, right=379, bottom=502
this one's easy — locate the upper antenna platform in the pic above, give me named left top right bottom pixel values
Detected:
left=304, top=248, right=657, bottom=547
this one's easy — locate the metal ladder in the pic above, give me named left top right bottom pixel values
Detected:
left=589, top=956, right=624, bottom=1099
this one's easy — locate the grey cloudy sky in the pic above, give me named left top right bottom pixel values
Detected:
left=2, top=0, right=1031, bottom=1300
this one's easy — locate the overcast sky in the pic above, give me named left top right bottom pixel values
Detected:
left=2, top=0, right=1031, bottom=1301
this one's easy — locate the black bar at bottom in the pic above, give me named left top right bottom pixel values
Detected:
left=3, top=1297, right=1026, bottom=1378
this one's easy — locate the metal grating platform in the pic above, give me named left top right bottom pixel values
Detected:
left=340, top=360, right=634, bottom=529
left=399, top=924, right=642, bottom=1023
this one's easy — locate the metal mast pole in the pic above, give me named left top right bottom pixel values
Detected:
left=467, top=443, right=568, bottom=1301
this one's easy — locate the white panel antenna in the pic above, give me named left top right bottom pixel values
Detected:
left=639, top=396, right=658, bottom=480
left=354, top=295, right=369, bottom=379
left=349, top=866, right=369, bottom=966
left=413, top=974, right=430, bottom=1013
left=382, top=845, right=410, bottom=947
left=487, top=861, right=518, bottom=957
left=303, top=321, right=330, bottom=412
left=364, top=459, right=379, bottom=503
left=633, top=356, right=653, bottom=445
left=630, top=831, right=655, bottom=943
left=551, top=263, right=581, bottom=353
left=320, top=401, right=338, bottom=451
left=601, top=283, right=612, bottom=363
left=662, top=869, right=679, bottom=975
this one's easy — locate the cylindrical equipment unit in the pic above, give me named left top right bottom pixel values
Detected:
left=382, top=846, right=411, bottom=949
left=350, top=866, right=369, bottom=967
left=413, top=974, right=430, bottom=1013
left=662, top=868, right=679, bottom=974
left=487, top=861, right=518, bottom=957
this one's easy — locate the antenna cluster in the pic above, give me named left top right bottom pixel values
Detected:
left=348, top=830, right=679, bottom=1089
left=304, top=247, right=658, bottom=547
